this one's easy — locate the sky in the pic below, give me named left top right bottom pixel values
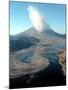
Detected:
left=9, top=1, right=66, bottom=35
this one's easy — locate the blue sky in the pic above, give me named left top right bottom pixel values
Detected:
left=9, top=1, right=66, bottom=35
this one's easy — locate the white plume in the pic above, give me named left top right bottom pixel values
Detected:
left=27, top=6, right=45, bottom=32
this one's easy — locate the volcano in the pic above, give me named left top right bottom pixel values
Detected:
left=10, top=27, right=65, bottom=52
left=9, top=27, right=66, bottom=89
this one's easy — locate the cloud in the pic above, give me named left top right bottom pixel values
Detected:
left=27, top=6, right=45, bottom=32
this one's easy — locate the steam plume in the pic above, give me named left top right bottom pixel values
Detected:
left=27, top=6, right=46, bottom=32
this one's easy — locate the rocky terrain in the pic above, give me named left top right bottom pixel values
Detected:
left=9, top=27, right=66, bottom=89
left=57, top=49, right=66, bottom=76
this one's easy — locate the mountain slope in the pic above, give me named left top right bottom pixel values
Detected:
left=10, top=27, right=65, bottom=52
left=15, top=27, right=65, bottom=39
left=10, top=27, right=66, bottom=79
left=10, top=35, right=39, bottom=52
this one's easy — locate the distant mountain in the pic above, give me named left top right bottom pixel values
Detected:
left=10, top=27, right=65, bottom=52
left=15, top=27, right=65, bottom=38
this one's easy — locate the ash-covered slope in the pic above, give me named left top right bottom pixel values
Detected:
left=14, top=27, right=65, bottom=41
left=22, top=27, right=65, bottom=39
left=10, top=27, right=66, bottom=80
left=10, top=35, right=39, bottom=52
left=10, top=27, right=66, bottom=89
left=10, top=27, right=65, bottom=52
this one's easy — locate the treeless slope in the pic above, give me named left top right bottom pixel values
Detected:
left=57, top=49, right=66, bottom=76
